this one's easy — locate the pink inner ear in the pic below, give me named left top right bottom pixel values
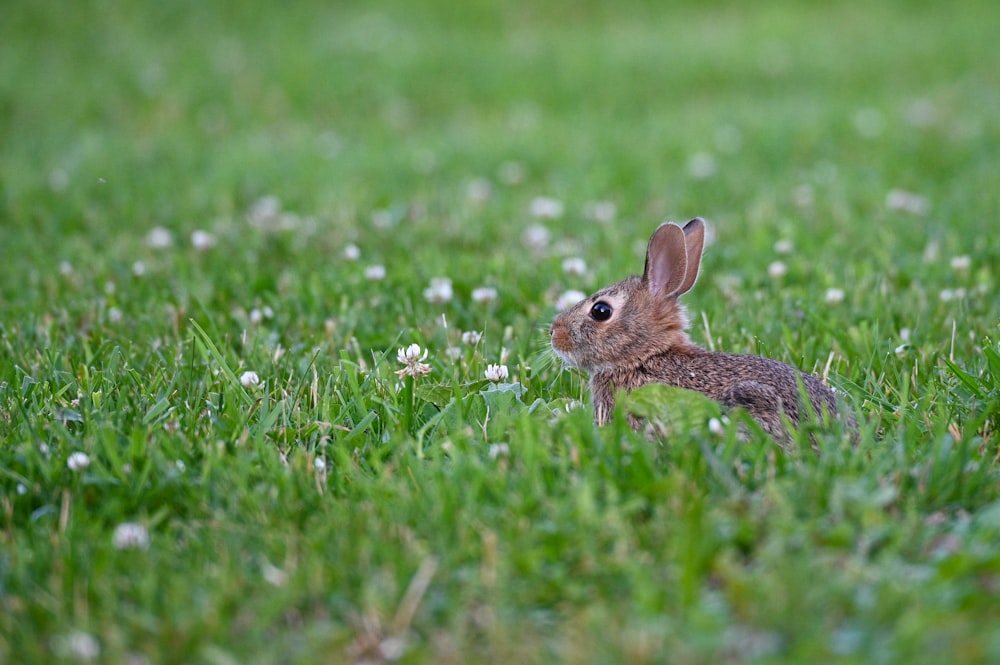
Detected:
left=644, top=223, right=688, bottom=297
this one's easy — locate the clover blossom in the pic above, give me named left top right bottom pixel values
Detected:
left=396, top=344, right=432, bottom=378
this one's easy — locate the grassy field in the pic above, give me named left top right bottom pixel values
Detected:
left=2, top=0, right=1000, bottom=662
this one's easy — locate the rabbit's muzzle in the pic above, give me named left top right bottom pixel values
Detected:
left=549, top=318, right=576, bottom=365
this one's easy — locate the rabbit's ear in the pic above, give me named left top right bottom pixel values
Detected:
left=644, top=223, right=688, bottom=297
left=674, top=218, right=706, bottom=296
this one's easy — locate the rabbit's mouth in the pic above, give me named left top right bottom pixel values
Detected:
left=551, top=316, right=612, bottom=372
left=551, top=346, right=578, bottom=368
left=551, top=332, right=601, bottom=372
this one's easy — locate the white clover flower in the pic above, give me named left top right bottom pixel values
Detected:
left=248, top=195, right=281, bottom=227
left=522, top=224, right=551, bottom=250
left=767, top=261, right=788, bottom=279
left=461, top=330, right=482, bottom=346
left=466, top=177, right=492, bottom=203
left=59, top=630, right=100, bottom=661
left=708, top=417, right=725, bottom=436
left=488, top=443, right=510, bottom=459
left=497, top=160, right=525, bottom=185
left=107, top=307, right=123, bottom=324
left=530, top=196, right=564, bottom=219
left=146, top=226, right=173, bottom=249
left=583, top=200, right=617, bottom=223
left=67, top=452, right=90, bottom=472
left=556, top=290, right=587, bottom=311
left=16, top=483, right=27, bottom=495
left=852, top=108, right=884, bottom=138
left=379, top=637, right=405, bottom=661
left=905, top=99, right=938, bottom=127
left=49, top=168, right=70, bottom=191
left=343, top=243, right=361, bottom=261
left=423, top=277, right=453, bottom=304
left=561, top=257, right=587, bottom=276
left=824, top=288, right=845, bottom=305
left=886, top=189, right=929, bottom=216
left=59, top=261, right=74, bottom=276
left=773, top=239, right=794, bottom=255
left=370, top=209, right=394, bottom=229
left=687, top=151, right=718, bottom=179
left=112, top=522, right=150, bottom=551
left=314, top=457, right=327, bottom=472
left=132, top=261, right=146, bottom=276
left=445, top=346, right=462, bottom=360
left=397, top=343, right=425, bottom=363
left=471, top=287, right=498, bottom=304
left=940, top=288, right=966, bottom=302
left=262, top=561, right=288, bottom=587
left=395, top=343, right=432, bottom=378
left=275, top=212, right=302, bottom=232
left=238, top=202, right=283, bottom=233
left=485, top=364, right=509, bottom=382
left=364, top=264, right=387, bottom=281
left=792, top=184, right=815, bottom=209
left=240, top=370, right=261, bottom=388
left=950, top=255, right=971, bottom=271
left=191, top=230, right=216, bottom=251
left=248, top=306, right=273, bottom=325
left=900, top=327, right=911, bottom=343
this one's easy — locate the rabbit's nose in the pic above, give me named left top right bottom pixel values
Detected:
left=550, top=320, right=572, bottom=353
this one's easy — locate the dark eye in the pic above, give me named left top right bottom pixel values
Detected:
left=590, top=301, right=613, bottom=322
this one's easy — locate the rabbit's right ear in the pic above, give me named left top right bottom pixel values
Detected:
left=643, top=223, right=688, bottom=297
left=674, top=218, right=706, bottom=296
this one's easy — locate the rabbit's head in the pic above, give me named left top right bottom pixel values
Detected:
left=550, top=218, right=706, bottom=373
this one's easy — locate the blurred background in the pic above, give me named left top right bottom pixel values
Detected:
left=2, top=0, right=997, bottom=353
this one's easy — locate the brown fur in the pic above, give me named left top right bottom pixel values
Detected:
left=550, top=218, right=856, bottom=445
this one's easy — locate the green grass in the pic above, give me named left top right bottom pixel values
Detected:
left=2, top=0, right=1000, bottom=662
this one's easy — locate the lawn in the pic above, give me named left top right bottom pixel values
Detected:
left=2, top=0, right=1000, bottom=663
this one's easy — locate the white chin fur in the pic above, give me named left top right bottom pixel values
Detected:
left=553, top=349, right=616, bottom=374
left=552, top=348, right=578, bottom=368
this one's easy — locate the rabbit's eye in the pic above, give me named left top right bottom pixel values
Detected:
left=590, top=301, right=613, bottom=322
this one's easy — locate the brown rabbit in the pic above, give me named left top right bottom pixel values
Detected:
left=550, top=218, right=856, bottom=444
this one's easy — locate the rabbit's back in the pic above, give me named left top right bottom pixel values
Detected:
left=618, top=347, right=844, bottom=427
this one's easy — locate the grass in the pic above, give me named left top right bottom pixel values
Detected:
left=2, top=0, right=1000, bottom=662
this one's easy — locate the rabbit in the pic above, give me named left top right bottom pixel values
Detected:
left=550, top=218, right=856, bottom=445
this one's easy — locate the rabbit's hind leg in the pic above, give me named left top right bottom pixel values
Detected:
left=718, top=380, right=793, bottom=446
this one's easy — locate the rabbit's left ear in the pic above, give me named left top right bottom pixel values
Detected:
left=644, top=222, right=688, bottom=297
left=674, top=218, right=705, bottom=296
